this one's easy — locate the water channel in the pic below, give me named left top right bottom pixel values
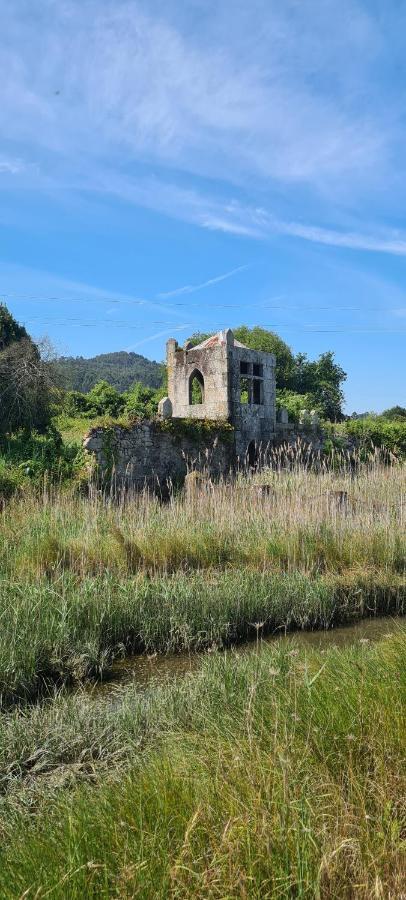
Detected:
left=88, top=615, right=406, bottom=700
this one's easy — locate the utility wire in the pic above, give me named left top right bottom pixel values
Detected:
left=3, top=294, right=404, bottom=313
left=21, top=317, right=406, bottom=334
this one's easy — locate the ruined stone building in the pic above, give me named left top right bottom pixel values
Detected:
left=165, top=329, right=276, bottom=459
left=84, top=329, right=290, bottom=489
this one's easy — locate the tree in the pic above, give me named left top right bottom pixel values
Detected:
left=0, top=339, right=52, bottom=434
left=0, top=306, right=54, bottom=435
left=124, top=382, right=163, bottom=418
left=62, top=390, right=91, bottom=417
left=381, top=406, right=406, bottom=420
left=0, top=303, right=29, bottom=351
left=86, top=381, right=124, bottom=417
left=293, top=350, right=346, bottom=420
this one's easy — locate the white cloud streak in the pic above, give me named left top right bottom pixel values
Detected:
left=125, top=324, right=190, bottom=352
left=157, top=264, right=249, bottom=298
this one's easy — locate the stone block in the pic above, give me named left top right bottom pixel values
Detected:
left=158, top=397, right=173, bottom=419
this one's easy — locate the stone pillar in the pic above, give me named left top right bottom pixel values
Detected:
left=166, top=339, right=178, bottom=406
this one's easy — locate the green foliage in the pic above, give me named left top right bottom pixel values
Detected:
left=157, top=417, right=234, bottom=443
left=276, top=389, right=319, bottom=423
left=0, top=303, right=29, bottom=350
left=340, top=416, right=406, bottom=457
left=86, top=381, right=125, bottom=417
left=381, top=405, right=406, bottom=420
left=60, top=380, right=166, bottom=422
left=0, top=427, right=86, bottom=499
left=61, top=389, right=90, bottom=417
left=55, top=351, right=164, bottom=392
left=293, top=350, right=346, bottom=420
left=124, top=382, right=165, bottom=418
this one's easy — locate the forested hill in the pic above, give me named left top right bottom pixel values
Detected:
left=55, top=351, right=164, bottom=393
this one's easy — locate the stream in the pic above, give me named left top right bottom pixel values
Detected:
left=88, top=615, right=405, bottom=700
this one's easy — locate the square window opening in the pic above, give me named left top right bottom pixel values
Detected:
left=240, top=361, right=249, bottom=375
left=253, top=363, right=263, bottom=377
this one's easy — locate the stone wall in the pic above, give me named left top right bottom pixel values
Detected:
left=167, top=337, right=230, bottom=420
left=83, top=419, right=234, bottom=491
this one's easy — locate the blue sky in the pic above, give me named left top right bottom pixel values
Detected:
left=1, top=0, right=406, bottom=412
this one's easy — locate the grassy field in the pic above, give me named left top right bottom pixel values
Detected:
left=0, top=631, right=404, bottom=898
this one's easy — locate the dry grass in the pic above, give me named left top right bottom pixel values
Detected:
left=1, top=459, right=404, bottom=580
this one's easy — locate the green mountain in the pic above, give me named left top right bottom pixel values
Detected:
left=55, top=351, right=164, bottom=393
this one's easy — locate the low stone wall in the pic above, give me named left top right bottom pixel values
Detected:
left=83, top=419, right=234, bottom=491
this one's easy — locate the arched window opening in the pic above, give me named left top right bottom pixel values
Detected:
left=189, top=369, right=204, bottom=405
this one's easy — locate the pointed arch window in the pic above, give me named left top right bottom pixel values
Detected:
left=189, top=369, right=205, bottom=405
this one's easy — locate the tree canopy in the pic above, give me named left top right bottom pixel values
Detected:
left=0, top=304, right=30, bottom=351
left=0, top=306, right=53, bottom=435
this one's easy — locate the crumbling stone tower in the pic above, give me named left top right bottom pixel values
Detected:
left=166, top=329, right=276, bottom=458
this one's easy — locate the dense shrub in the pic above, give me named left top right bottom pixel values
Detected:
left=340, top=416, right=406, bottom=457
left=0, top=428, right=86, bottom=498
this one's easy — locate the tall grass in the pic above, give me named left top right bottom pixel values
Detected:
left=1, top=460, right=403, bottom=579
left=0, top=633, right=404, bottom=898
left=0, top=460, right=404, bottom=705
left=0, top=570, right=404, bottom=708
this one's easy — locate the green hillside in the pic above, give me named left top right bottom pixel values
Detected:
left=55, top=351, right=164, bottom=393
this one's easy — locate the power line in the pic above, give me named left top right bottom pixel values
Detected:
left=2, top=294, right=404, bottom=314
left=22, top=317, right=406, bottom=334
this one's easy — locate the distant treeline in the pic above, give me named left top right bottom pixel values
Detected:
left=55, top=351, right=164, bottom=393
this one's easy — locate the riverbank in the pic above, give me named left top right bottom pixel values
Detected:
left=0, top=630, right=404, bottom=898
left=0, top=461, right=404, bottom=707
left=1, top=569, right=404, bottom=707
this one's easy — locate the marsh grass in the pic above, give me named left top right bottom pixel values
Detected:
left=0, top=571, right=404, bottom=708
left=0, top=632, right=404, bottom=898
left=0, top=459, right=404, bottom=706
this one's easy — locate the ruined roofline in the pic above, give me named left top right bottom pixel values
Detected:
left=191, top=329, right=248, bottom=350
left=167, top=329, right=248, bottom=352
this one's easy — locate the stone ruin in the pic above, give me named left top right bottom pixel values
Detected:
left=165, top=329, right=277, bottom=458
left=83, top=329, right=298, bottom=490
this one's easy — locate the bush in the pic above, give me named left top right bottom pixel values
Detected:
left=124, top=382, right=164, bottom=418
left=276, top=389, right=320, bottom=424
left=86, top=381, right=125, bottom=417
left=0, top=427, right=87, bottom=491
left=341, top=416, right=406, bottom=457
left=62, top=390, right=91, bottom=417
left=0, top=459, right=23, bottom=500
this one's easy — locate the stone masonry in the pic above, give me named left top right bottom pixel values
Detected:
left=83, top=419, right=234, bottom=492
left=83, top=330, right=294, bottom=490
left=167, top=329, right=276, bottom=458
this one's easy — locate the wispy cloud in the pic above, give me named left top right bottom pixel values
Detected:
left=91, top=169, right=406, bottom=259
left=1, top=0, right=406, bottom=271
left=0, top=157, right=27, bottom=175
left=157, top=264, right=249, bottom=298
left=201, top=202, right=406, bottom=257
left=125, top=324, right=190, bottom=352
left=0, top=0, right=394, bottom=189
